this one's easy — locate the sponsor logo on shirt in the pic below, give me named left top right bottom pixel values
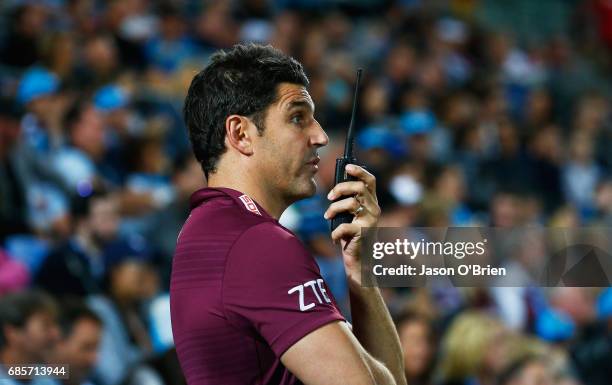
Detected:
left=238, top=195, right=262, bottom=216
left=288, top=279, right=332, bottom=311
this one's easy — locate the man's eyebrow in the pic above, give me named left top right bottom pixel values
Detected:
left=286, top=100, right=314, bottom=112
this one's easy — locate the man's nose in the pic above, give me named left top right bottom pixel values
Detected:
left=49, top=324, right=61, bottom=343
left=311, top=120, right=329, bottom=147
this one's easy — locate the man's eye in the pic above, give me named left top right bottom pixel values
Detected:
left=290, top=115, right=303, bottom=124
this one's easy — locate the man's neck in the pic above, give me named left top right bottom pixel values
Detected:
left=46, top=355, right=77, bottom=385
left=208, top=175, right=287, bottom=219
left=0, top=348, right=33, bottom=367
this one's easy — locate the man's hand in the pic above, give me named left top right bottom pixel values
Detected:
left=324, top=164, right=380, bottom=285
left=322, top=165, right=406, bottom=385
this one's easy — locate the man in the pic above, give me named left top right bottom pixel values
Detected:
left=88, top=251, right=166, bottom=385
left=9, top=68, right=73, bottom=238
left=35, top=192, right=118, bottom=297
left=0, top=98, right=30, bottom=242
left=170, top=44, right=406, bottom=385
left=51, top=300, right=103, bottom=385
left=0, top=290, right=60, bottom=383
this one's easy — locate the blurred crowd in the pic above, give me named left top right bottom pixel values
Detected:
left=0, top=0, right=611, bottom=385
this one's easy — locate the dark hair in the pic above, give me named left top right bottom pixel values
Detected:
left=69, top=189, right=109, bottom=221
left=57, top=298, right=102, bottom=338
left=122, top=135, right=163, bottom=173
left=183, top=43, right=308, bottom=176
left=0, top=290, right=58, bottom=348
left=157, top=1, right=181, bottom=18
left=0, top=98, right=24, bottom=119
left=394, top=309, right=432, bottom=332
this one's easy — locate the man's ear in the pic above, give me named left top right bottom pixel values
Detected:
left=225, top=115, right=254, bottom=156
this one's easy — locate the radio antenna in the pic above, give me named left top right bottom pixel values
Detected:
left=343, top=68, right=363, bottom=158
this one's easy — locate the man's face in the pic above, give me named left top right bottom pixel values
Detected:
left=54, top=318, right=101, bottom=383
left=252, top=83, right=328, bottom=202
left=398, top=320, right=433, bottom=378
left=110, top=260, right=153, bottom=303
left=89, top=196, right=119, bottom=242
left=72, top=106, right=105, bottom=160
left=7, top=311, right=60, bottom=363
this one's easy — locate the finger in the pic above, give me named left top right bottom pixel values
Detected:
left=327, top=181, right=369, bottom=201
left=331, top=222, right=360, bottom=243
left=346, top=164, right=376, bottom=195
left=324, top=197, right=362, bottom=220
left=328, top=184, right=378, bottom=217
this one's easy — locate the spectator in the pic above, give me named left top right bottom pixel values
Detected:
left=436, top=312, right=510, bottom=385
left=594, top=179, right=612, bottom=225
left=0, top=98, right=30, bottom=241
left=562, top=131, right=602, bottom=219
left=395, top=310, right=436, bottom=385
left=74, top=34, right=121, bottom=93
left=429, top=164, right=474, bottom=225
left=51, top=299, right=103, bottom=385
left=144, top=3, right=196, bottom=74
left=40, top=32, right=77, bottom=85
left=58, top=100, right=108, bottom=188
left=0, top=4, right=48, bottom=69
left=526, top=124, right=563, bottom=215
left=478, top=118, right=533, bottom=201
left=144, top=153, right=204, bottom=270
left=88, top=254, right=164, bottom=385
left=489, top=190, right=522, bottom=227
left=17, top=67, right=65, bottom=152
left=0, top=290, right=60, bottom=373
left=35, top=192, right=120, bottom=297
left=569, top=288, right=612, bottom=385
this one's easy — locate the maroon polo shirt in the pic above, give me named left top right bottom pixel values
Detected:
left=170, top=187, right=345, bottom=385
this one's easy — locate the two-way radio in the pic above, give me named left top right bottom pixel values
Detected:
left=330, top=69, right=364, bottom=232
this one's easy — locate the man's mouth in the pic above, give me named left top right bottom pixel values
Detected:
left=306, top=157, right=320, bottom=171
left=306, top=157, right=320, bottom=165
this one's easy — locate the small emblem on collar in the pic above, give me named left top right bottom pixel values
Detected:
left=238, top=194, right=262, bottom=216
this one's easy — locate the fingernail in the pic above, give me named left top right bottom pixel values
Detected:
left=327, top=192, right=334, bottom=200
left=346, top=164, right=354, bottom=171
left=323, top=212, right=329, bottom=219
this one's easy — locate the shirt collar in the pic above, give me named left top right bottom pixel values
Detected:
left=189, top=187, right=274, bottom=220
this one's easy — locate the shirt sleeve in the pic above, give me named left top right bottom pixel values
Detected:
left=222, top=221, right=345, bottom=357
